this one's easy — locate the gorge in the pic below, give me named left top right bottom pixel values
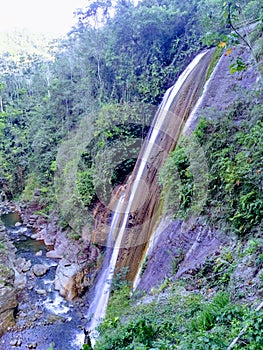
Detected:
left=87, top=48, right=216, bottom=339
left=0, top=1, right=262, bottom=349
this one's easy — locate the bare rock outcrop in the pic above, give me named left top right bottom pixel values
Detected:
left=136, top=217, right=224, bottom=292
left=54, top=258, right=96, bottom=300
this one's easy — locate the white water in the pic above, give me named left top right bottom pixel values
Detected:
left=182, top=51, right=223, bottom=136
left=86, top=50, right=209, bottom=345
left=147, top=50, right=208, bottom=142
left=122, top=51, right=209, bottom=218
left=43, top=293, right=71, bottom=315
left=87, top=192, right=126, bottom=344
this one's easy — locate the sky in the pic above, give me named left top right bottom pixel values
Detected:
left=0, top=0, right=88, bottom=36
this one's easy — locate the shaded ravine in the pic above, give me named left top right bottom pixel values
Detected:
left=86, top=48, right=216, bottom=341
left=0, top=210, right=87, bottom=350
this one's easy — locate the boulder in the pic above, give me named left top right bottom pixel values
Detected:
left=35, top=250, right=43, bottom=257
left=0, top=264, right=17, bottom=337
left=13, top=268, right=27, bottom=290
left=46, top=248, right=64, bottom=259
left=32, top=264, right=50, bottom=277
left=54, top=259, right=83, bottom=300
left=21, top=259, right=32, bottom=273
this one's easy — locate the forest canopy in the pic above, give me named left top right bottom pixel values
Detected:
left=0, top=0, right=262, bottom=205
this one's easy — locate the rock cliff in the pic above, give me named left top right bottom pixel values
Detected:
left=0, top=225, right=18, bottom=336
left=137, top=45, right=261, bottom=292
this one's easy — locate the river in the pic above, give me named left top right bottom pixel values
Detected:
left=0, top=209, right=87, bottom=350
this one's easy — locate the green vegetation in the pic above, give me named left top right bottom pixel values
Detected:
left=0, top=0, right=261, bottom=208
left=160, top=88, right=263, bottom=236
left=76, top=102, right=153, bottom=207
left=0, top=1, right=262, bottom=347
left=94, top=283, right=263, bottom=349
left=93, top=228, right=263, bottom=349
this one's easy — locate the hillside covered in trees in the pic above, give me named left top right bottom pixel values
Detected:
left=0, top=0, right=261, bottom=204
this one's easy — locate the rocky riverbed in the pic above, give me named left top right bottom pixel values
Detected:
left=0, top=202, right=98, bottom=349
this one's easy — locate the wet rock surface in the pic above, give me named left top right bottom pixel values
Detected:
left=114, top=50, right=217, bottom=282
left=18, top=200, right=100, bottom=300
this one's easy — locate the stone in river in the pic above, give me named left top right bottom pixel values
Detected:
left=35, top=250, right=43, bottom=257
left=32, top=264, right=50, bottom=277
left=35, top=289, right=47, bottom=296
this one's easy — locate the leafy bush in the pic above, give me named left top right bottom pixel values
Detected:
left=159, top=143, right=193, bottom=218
left=93, top=284, right=263, bottom=350
left=238, top=311, right=263, bottom=349
left=77, top=168, right=95, bottom=207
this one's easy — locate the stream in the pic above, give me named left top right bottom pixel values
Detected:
left=0, top=210, right=87, bottom=350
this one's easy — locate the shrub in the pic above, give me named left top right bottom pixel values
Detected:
left=160, top=89, right=263, bottom=236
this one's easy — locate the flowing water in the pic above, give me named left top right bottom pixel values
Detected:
left=0, top=211, right=87, bottom=350
left=86, top=49, right=214, bottom=343
left=87, top=192, right=126, bottom=344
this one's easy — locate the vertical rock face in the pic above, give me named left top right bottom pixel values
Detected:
left=183, top=46, right=260, bottom=136
left=0, top=225, right=18, bottom=336
left=136, top=46, right=261, bottom=291
left=115, top=49, right=216, bottom=281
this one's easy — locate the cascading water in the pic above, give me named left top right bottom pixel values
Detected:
left=124, top=50, right=209, bottom=206
left=115, top=49, right=215, bottom=279
left=86, top=48, right=215, bottom=344
left=87, top=192, right=126, bottom=344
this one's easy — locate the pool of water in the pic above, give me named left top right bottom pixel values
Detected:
left=1, top=211, right=20, bottom=227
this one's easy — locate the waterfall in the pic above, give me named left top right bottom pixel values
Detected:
left=86, top=48, right=215, bottom=345
left=87, top=192, right=126, bottom=344
left=127, top=50, right=209, bottom=199
left=115, top=49, right=215, bottom=281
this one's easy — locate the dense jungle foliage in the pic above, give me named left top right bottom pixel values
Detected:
left=0, top=0, right=262, bottom=210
